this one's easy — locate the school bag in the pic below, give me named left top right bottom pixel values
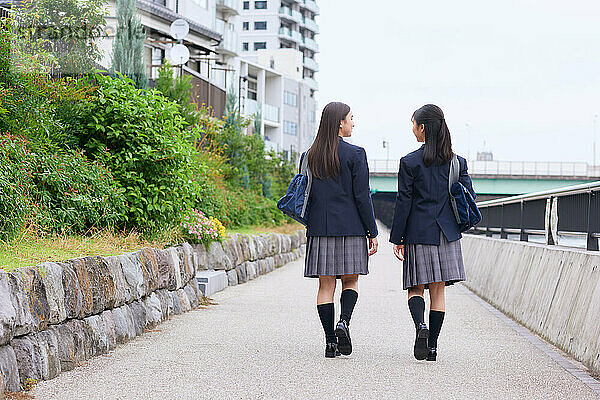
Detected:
left=448, top=155, right=481, bottom=232
left=277, top=152, right=312, bottom=225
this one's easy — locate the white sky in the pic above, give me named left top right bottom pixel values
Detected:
left=315, top=0, right=600, bottom=164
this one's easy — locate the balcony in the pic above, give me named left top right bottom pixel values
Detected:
left=302, top=17, right=319, bottom=33
left=279, top=6, right=303, bottom=24
left=300, top=0, right=319, bottom=15
left=264, top=103, right=280, bottom=124
left=278, top=26, right=302, bottom=43
left=245, top=99, right=259, bottom=116
left=301, top=36, right=319, bottom=52
left=303, top=56, right=319, bottom=71
left=303, top=77, right=319, bottom=90
left=216, top=0, right=239, bottom=15
left=215, top=19, right=238, bottom=56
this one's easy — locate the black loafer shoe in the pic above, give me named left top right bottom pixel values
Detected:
left=414, top=323, right=429, bottom=360
left=335, top=319, right=352, bottom=355
left=426, top=347, right=437, bottom=361
left=325, top=342, right=338, bottom=358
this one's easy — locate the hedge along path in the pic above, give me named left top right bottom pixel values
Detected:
left=0, top=230, right=307, bottom=395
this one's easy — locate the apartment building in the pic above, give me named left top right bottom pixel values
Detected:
left=239, top=56, right=317, bottom=158
left=239, top=0, right=319, bottom=92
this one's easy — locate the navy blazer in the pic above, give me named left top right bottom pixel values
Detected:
left=389, top=146, right=475, bottom=246
left=302, top=137, right=378, bottom=238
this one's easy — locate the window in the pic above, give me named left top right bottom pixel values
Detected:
left=248, top=81, right=257, bottom=100
left=254, top=21, right=267, bottom=30
left=284, top=121, right=298, bottom=136
left=310, top=111, right=315, bottom=122
left=254, top=42, right=267, bottom=50
left=242, top=42, right=249, bottom=51
left=255, top=1, right=267, bottom=9
left=243, top=1, right=249, bottom=9
left=242, top=22, right=249, bottom=30
left=284, top=91, right=298, bottom=107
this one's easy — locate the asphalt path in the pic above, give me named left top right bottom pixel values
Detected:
left=32, top=226, right=600, bottom=399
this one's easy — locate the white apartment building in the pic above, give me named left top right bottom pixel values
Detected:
left=238, top=0, right=319, bottom=92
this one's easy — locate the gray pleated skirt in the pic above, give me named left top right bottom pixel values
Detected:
left=403, top=231, right=465, bottom=290
left=304, top=236, right=369, bottom=278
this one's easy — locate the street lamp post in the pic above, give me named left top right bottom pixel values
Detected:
left=383, top=140, right=390, bottom=172
left=238, top=75, right=248, bottom=119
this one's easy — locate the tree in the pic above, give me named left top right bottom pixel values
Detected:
left=110, top=0, right=147, bottom=88
left=155, top=60, right=197, bottom=126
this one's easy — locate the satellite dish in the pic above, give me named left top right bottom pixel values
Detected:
left=169, top=43, right=190, bottom=65
left=170, top=19, right=189, bottom=40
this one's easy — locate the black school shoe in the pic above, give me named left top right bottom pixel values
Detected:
left=335, top=319, right=352, bottom=355
left=325, top=342, right=340, bottom=358
left=426, top=347, right=437, bottom=361
left=414, top=323, right=429, bottom=360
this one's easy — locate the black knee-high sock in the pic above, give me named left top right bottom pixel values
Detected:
left=408, top=296, right=425, bottom=329
left=428, top=310, right=445, bottom=348
left=317, top=303, right=336, bottom=344
left=340, top=289, right=358, bottom=324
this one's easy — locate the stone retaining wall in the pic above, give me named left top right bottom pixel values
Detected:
left=0, top=230, right=306, bottom=395
left=461, top=235, right=600, bottom=375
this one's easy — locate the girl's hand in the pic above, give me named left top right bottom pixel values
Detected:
left=393, top=244, right=404, bottom=261
left=368, top=237, right=378, bottom=256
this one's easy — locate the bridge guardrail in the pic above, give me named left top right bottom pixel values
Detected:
left=369, top=159, right=600, bottom=178
left=473, top=181, right=600, bottom=251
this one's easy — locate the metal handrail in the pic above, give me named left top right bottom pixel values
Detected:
left=477, top=181, right=600, bottom=207
left=473, top=181, right=600, bottom=251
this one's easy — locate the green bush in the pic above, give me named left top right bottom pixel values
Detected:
left=0, top=134, right=33, bottom=240
left=31, top=148, right=127, bottom=234
left=72, top=73, right=196, bottom=232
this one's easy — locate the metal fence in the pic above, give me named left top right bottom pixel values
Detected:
left=368, top=159, right=600, bottom=178
left=473, top=182, right=600, bottom=251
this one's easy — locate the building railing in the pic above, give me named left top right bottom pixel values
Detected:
left=303, top=56, right=319, bottom=71
left=279, top=6, right=303, bottom=23
left=216, top=0, right=239, bottom=14
left=301, top=36, right=319, bottom=52
left=263, top=103, right=280, bottom=123
left=301, top=0, right=319, bottom=14
left=368, top=159, right=600, bottom=178
left=215, top=19, right=238, bottom=54
left=473, top=181, right=600, bottom=251
left=303, top=76, right=318, bottom=90
left=302, top=16, right=319, bottom=33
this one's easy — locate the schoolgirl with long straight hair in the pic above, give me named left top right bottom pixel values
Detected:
left=390, top=104, right=475, bottom=361
left=302, top=101, right=379, bottom=358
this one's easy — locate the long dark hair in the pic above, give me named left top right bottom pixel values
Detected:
left=412, top=104, right=453, bottom=167
left=307, top=101, right=350, bottom=179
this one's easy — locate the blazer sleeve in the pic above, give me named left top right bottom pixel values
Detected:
left=389, top=157, right=414, bottom=245
left=459, top=157, right=476, bottom=199
left=351, top=148, right=378, bottom=238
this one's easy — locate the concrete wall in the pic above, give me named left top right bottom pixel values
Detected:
left=0, top=231, right=306, bottom=395
left=461, top=235, right=600, bottom=374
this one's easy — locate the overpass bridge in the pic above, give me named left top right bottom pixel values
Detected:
left=369, top=159, right=600, bottom=199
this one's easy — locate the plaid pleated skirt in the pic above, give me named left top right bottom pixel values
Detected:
left=304, top=236, right=369, bottom=278
left=403, top=231, right=465, bottom=290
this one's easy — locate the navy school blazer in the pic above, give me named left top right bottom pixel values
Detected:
left=301, top=137, right=378, bottom=238
left=389, top=145, right=475, bottom=246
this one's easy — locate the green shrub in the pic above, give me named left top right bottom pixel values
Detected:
left=0, top=134, right=33, bottom=240
left=72, top=73, right=196, bottom=232
left=30, top=148, right=127, bottom=234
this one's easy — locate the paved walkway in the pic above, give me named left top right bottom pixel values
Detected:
left=32, top=227, right=600, bottom=399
